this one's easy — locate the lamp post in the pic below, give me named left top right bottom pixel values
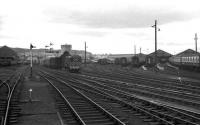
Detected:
left=29, top=88, right=32, bottom=102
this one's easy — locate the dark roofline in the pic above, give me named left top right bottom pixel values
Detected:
left=176, top=49, right=200, bottom=56
left=148, top=49, right=172, bottom=57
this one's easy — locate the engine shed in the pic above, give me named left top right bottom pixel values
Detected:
left=146, top=49, right=172, bottom=66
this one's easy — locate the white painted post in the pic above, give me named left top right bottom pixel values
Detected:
left=29, top=88, right=32, bottom=102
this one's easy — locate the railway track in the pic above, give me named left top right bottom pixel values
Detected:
left=0, top=66, right=28, bottom=125
left=68, top=76, right=200, bottom=125
left=80, top=74, right=200, bottom=107
left=40, top=69, right=200, bottom=125
left=81, top=69, right=200, bottom=103
left=0, top=67, right=17, bottom=82
left=84, top=64, right=200, bottom=85
left=39, top=71, right=126, bottom=125
left=43, top=67, right=200, bottom=109
left=0, top=72, right=24, bottom=125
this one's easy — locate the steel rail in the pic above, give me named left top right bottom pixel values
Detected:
left=77, top=74, right=200, bottom=107
left=40, top=73, right=87, bottom=125
left=71, top=77, right=200, bottom=125
left=40, top=71, right=126, bottom=125
left=53, top=70, right=200, bottom=125
left=65, top=78, right=174, bottom=125
left=41, top=67, right=200, bottom=124
left=3, top=73, right=22, bottom=125
left=83, top=70, right=200, bottom=92
left=43, top=70, right=182, bottom=125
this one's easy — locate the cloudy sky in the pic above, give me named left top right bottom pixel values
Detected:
left=0, top=0, right=200, bottom=54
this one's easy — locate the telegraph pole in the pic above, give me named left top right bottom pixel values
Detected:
left=194, top=33, right=198, bottom=53
left=85, top=42, right=86, bottom=66
left=151, top=20, right=159, bottom=65
left=154, top=20, right=157, bottom=65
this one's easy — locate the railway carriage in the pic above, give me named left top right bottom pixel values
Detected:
left=114, top=58, right=120, bottom=65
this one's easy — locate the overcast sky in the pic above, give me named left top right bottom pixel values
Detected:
left=0, top=0, right=200, bottom=54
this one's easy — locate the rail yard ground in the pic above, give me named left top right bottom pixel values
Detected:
left=15, top=71, right=60, bottom=125
left=1, top=64, right=200, bottom=125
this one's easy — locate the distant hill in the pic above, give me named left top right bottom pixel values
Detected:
left=12, top=48, right=29, bottom=53
left=0, top=46, right=93, bottom=59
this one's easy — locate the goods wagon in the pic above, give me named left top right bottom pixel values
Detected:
left=114, top=57, right=132, bottom=66
left=131, top=54, right=146, bottom=67
left=120, top=57, right=128, bottom=66
left=114, top=58, right=121, bottom=65
left=119, top=57, right=132, bottom=66
left=97, top=58, right=111, bottom=65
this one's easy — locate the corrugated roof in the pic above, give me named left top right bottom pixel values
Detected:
left=148, top=49, right=172, bottom=57
left=0, top=46, right=18, bottom=58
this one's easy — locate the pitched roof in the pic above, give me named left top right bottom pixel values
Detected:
left=108, top=54, right=134, bottom=58
left=0, top=46, right=18, bottom=58
left=135, top=53, right=146, bottom=57
left=176, top=49, right=200, bottom=56
left=148, top=49, right=172, bottom=57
